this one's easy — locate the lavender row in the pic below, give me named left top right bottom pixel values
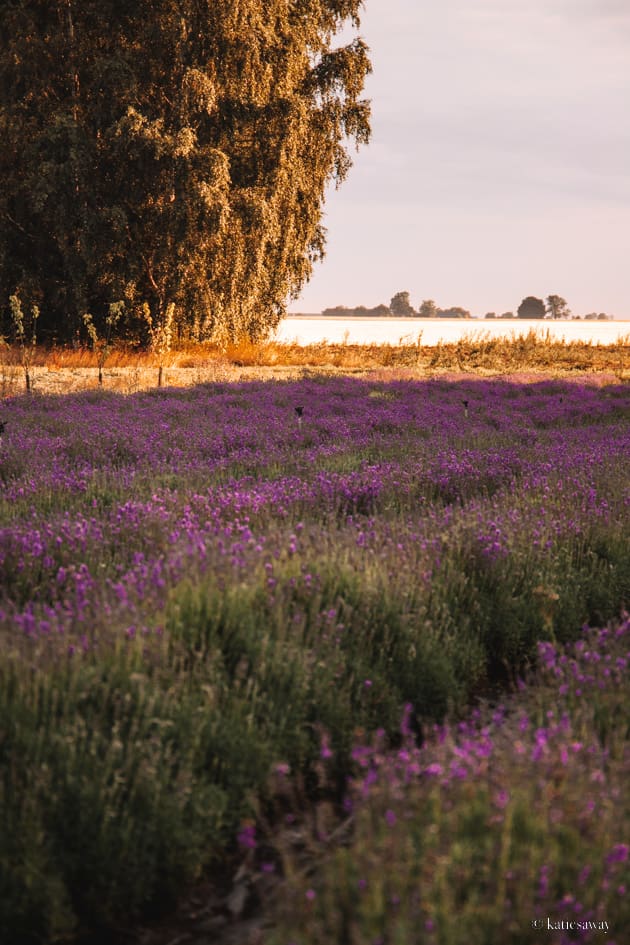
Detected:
left=268, top=616, right=630, bottom=944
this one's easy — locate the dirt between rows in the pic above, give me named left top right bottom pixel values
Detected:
left=1, top=363, right=625, bottom=398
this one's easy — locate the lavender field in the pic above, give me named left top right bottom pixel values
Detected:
left=0, top=374, right=629, bottom=943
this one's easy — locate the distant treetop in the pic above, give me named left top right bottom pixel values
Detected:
left=419, top=299, right=438, bottom=318
left=436, top=306, right=471, bottom=319
left=517, top=297, right=546, bottom=319
left=546, top=295, right=571, bottom=320
left=322, top=303, right=390, bottom=317
left=389, top=291, right=416, bottom=316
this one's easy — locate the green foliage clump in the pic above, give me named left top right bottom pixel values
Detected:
left=0, top=651, right=229, bottom=942
left=267, top=619, right=630, bottom=945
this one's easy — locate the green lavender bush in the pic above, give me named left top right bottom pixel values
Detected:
left=266, top=618, right=630, bottom=945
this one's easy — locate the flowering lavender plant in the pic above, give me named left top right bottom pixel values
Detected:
left=269, top=617, right=630, bottom=944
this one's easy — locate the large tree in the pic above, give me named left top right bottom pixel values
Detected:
left=0, top=1, right=371, bottom=342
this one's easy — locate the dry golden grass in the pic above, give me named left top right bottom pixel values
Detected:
left=178, top=330, right=629, bottom=374
left=0, top=330, right=627, bottom=397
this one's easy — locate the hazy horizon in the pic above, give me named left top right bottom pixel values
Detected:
left=292, top=0, right=630, bottom=320
left=288, top=311, right=630, bottom=320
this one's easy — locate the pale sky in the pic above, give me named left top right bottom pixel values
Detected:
left=291, top=0, right=630, bottom=318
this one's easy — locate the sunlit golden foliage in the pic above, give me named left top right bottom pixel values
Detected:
left=0, top=2, right=371, bottom=343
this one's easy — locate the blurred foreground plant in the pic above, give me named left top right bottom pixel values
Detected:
left=267, top=616, right=630, bottom=945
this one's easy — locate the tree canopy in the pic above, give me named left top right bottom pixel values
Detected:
left=389, top=291, right=415, bottom=316
left=517, top=296, right=546, bottom=319
left=546, top=295, right=571, bottom=320
left=0, top=0, right=371, bottom=342
left=436, top=306, right=471, bottom=319
left=418, top=299, right=437, bottom=318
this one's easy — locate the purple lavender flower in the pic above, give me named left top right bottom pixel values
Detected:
left=237, top=823, right=257, bottom=850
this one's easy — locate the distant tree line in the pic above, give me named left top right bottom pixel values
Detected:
left=0, top=1, right=371, bottom=344
left=320, top=292, right=614, bottom=320
left=490, top=296, right=612, bottom=320
left=322, top=292, right=473, bottom=318
left=321, top=304, right=392, bottom=317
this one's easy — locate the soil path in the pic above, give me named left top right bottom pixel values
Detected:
left=2, top=363, right=624, bottom=398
